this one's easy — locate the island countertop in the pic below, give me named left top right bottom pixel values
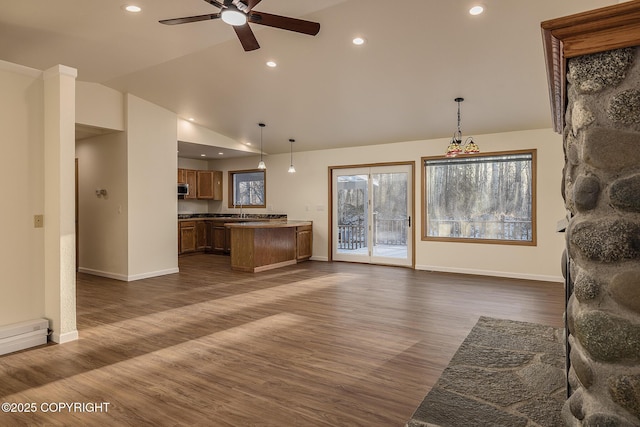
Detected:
left=224, top=220, right=312, bottom=229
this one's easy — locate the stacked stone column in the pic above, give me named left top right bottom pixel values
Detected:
left=562, top=47, right=640, bottom=426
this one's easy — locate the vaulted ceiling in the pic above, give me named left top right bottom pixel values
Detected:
left=0, top=0, right=617, bottom=157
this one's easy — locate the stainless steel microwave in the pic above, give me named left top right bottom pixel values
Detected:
left=178, top=183, right=189, bottom=196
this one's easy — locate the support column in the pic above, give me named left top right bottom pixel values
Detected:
left=43, top=65, right=78, bottom=343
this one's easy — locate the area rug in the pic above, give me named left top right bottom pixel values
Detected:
left=406, top=316, right=566, bottom=427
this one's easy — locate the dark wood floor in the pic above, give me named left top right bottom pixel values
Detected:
left=0, top=255, right=564, bottom=426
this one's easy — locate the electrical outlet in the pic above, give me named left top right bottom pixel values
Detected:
left=34, top=214, right=44, bottom=228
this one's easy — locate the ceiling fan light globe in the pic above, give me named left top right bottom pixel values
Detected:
left=221, top=9, right=247, bottom=26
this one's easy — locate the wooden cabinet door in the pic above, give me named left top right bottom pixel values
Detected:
left=212, top=225, right=226, bottom=251
left=197, top=171, right=214, bottom=199
left=178, top=168, right=186, bottom=184
left=296, top=225, right=313, bottom=261
left=180, top=222, right=197, bottom=254
left=212, top=170, right=223, bottom=201
left=196, top=221, right=208, bottom=250
left=185, top=170, right=197, bottom=199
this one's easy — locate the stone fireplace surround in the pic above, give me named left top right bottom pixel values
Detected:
left=543, top=3, right=640, bottom=426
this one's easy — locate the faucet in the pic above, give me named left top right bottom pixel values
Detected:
left=234, top=201, right=245, bottom=219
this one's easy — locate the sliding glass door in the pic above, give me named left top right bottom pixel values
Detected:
left=332, top=164, right=413, bottom=267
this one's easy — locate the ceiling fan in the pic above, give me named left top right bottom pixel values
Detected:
left=159, top=0, right=321, bottom=52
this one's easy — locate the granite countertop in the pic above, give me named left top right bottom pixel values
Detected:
left=178, top=213, right=286, bottom=222
left=225, top=220, right=312, bottom=229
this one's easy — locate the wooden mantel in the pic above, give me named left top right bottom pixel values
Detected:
left=541, top=1, right=640, bottom=133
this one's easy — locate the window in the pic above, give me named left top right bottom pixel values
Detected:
left=228, top=169, right=266, bottom=208
left=422, top=150, right=536, bottom=245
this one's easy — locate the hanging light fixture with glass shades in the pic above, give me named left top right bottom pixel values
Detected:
left=257, top=123, right=266, bottom=170
left=288, top=139, right=296, bottom=173
left=445, top=97, right=480, bottom=157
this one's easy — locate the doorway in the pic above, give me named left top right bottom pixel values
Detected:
left=331, top=163, right=414, bottom=267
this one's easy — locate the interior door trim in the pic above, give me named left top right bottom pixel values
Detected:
left=328, top=161, right=416, bottom=267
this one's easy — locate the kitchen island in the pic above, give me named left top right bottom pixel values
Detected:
left=226, top=221, right=312, bottom=272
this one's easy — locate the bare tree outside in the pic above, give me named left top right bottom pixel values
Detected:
left=424, top=151, right=535, bottom=242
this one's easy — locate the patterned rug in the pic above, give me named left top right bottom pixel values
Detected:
left=406, top=316, right=566, bottom=427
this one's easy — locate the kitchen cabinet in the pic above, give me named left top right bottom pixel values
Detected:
left=210, top=221, right=231, bottom=254
left=296, top=224, right=313, bottom=261
left=212, top=224, right=226, bottom=252
left=179, top=221, right=197, bottom=254
left=179, top=220, right=211, bottom=254
left=227, top=221, right=312, bottom=272
left=196, top=170, right=222, bottom=200
left=196, top=221, right=209, bottom=251
left=178, top=169, right=197, bottom=199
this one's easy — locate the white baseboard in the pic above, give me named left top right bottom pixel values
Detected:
left=415, top=264, right=563, bottom=283
left=78, top=267, right=179, bottom=282
left=51, top=329, right=78, bottom=344
left=127, top=268, right=179, bottom=281
left=309, top=256, right=328, bottom=262
left=78, top=267, right=128, bottom=281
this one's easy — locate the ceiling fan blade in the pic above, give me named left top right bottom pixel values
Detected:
left=159, top=13, right=221, bottom=25
left=246, top=0, right=262, bottom=11
left=202, top=0, right=225, bottom=8
left=248, top=11, right=320, bottom=36
left=233, top=24, right=260, bottom=51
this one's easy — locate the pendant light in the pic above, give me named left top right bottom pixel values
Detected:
left=445, top=97, right=480, bottom=157
left=257, top=123, right=266, bottom=170
left=288, top=139, right=296, bottom=173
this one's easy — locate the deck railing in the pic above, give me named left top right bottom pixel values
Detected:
left=338, top=218, right=407, bottom=249
left=373, top=218, right=407, bottom=245
left=337, top=223, right=366, bottom=249
left=426, top=219, right=532, bottom=241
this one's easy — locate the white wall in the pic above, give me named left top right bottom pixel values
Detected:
left=43, top=65, right=78, bottom=343
left=210, top=128, right=566, bottom=282
left=0, top=62, right=45, bottom=325
left=75, top=87, right=179, bottom=282
left=76, top=81, right=124, bottom=131
left=126, top=94, right=178, bottom=280
left=0, top=60, right=78, bottom=342
left=178, top=118, right=256, bottom=154
left=76, top=132, right=128, bottom=278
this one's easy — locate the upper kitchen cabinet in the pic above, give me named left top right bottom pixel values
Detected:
left=178, top=168, right=222, bottom=201
left=177, top=168, right=197, bottom=199
left=196, top=170, right=222, bottom=201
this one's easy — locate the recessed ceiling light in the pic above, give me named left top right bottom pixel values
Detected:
left=218, top=152, right=224, bottom=155
left=469, top=5, right=484, bottom=15
left=200, top=154, right=206, bottom=157
left=123, top=5, right=142, bottom=13
left=246, top=142, right=252, bottom=146
left=188, top=117, right=195, bottom=121
left=352, top=37, right=366, bottom=46
left=266, top=61, right=277, bottom=68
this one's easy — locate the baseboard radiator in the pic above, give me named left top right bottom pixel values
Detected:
left=0, top=318, right=49, bottom=356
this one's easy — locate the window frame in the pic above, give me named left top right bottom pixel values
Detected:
left=227, top=169, right=266, bottom=209
left=421, top=149, right=537, bottom=246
